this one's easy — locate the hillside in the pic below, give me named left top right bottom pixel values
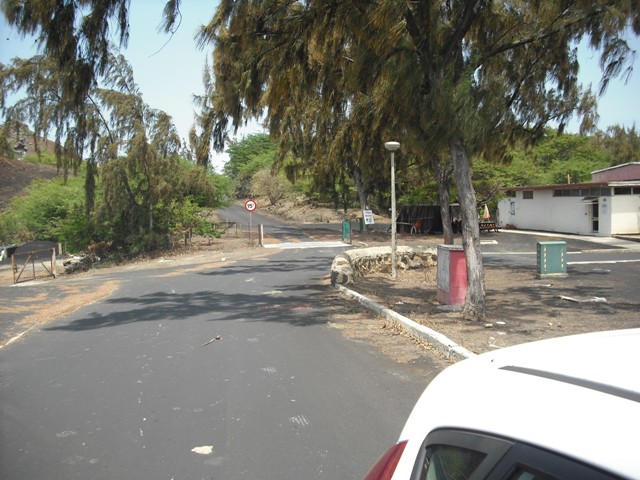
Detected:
left=0, top=156, right=60, bottom=211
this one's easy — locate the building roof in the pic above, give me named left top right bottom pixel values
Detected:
left=591, top=161, right=640, bottom=175
left=503, top=182, right=607, bottom=191
left=591, top=162, right=640, bottom=182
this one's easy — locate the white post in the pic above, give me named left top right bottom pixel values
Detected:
left=385, top=141, right=400, bottom=280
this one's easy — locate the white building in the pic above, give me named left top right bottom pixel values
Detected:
left=497, top=163, right=640, bottom=236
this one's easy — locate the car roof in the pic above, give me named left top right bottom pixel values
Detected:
left=398, top=329, right=640, bottom=479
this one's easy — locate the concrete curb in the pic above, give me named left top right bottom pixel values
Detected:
left=335, top=284, right=476, bottom=362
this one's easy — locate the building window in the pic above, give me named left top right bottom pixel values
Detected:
left=522, top=190, right=534, bottom=199
left=505, top=190, right=516, bottom=198
left=614, top=187, right=632, bottom=195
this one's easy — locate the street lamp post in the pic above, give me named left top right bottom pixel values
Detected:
left=384, top=141, right=400, bottom=279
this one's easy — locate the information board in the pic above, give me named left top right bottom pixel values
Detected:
left=362, top=209, right=375, bottom=225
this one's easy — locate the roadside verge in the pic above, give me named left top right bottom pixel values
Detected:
left=335, top=284, right=475, bottom=362
left=330, top=245, right=475, bottom=362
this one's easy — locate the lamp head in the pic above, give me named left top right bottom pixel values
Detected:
left=384, top=141, right=400, bottom=151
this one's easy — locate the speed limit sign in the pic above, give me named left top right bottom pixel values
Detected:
left=244, top=199, right=257, bottom=212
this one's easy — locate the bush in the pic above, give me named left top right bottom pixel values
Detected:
left=0, top=177, right=85, bottom=245
left=250, top=168, right=291, bottom=205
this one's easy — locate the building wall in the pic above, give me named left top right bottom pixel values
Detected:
left=598, top=197, right=612, bottom=236
left=498, top=190, right=640, bottom=236
left=611, top=195, right=640, bottom=234
left=497, top=190, right=595, bottom=235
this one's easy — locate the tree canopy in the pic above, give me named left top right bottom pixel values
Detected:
left=195, top=0, right=639, bottom=319
left=0, top=49, right=221, bottom=253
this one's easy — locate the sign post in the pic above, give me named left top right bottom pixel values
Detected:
left=244, top=199, right=257, bottom=244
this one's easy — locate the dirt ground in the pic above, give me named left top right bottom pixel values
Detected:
left=346, top=260, right=640, bottom=355
left=0, top=157, right=59, bottom=211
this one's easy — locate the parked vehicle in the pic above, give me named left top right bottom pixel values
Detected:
left=365, top=329, right=640, bottom=480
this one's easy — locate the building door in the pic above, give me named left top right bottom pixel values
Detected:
left=591, top=200, right=599, bottom=232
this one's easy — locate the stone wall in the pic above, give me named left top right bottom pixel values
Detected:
left=330, top=245, right=437, bottom=285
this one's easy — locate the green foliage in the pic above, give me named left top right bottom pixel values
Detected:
left=395, top=129, right=621, bottom=209
left=596, top=125, right=640, bottom=166
left=166, top=198, right=220, bottom=239
left=224, top=134, right=278, bottom=197
left=0, top=177, right=85, bottom=244
left=398, top=182, right=439, bottom=206
left=0, top=155, right=225, bottom=254
left=170, top=158, right=219, bottom=207
left=489, top=131, right=610, bottom=188
left=286, top=172, right=312, bottom=197
left=208, top=171, right=234, bottom=206
left=24, top=150, right=57, bottom=167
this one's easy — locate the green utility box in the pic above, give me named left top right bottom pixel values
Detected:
left=342, top=220, right=352, bottom=244
left=537, top=241, right=568, bottom=278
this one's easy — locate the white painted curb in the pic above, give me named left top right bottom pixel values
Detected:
left=335, top=284, right=476, bottom=362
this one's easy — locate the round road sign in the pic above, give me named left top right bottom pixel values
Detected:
left=244, top=199, right=257, bottom=212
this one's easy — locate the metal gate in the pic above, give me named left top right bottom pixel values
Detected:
left=11, top=248, right=57, bottom=284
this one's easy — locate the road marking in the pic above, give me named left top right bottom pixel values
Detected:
left=568, top=259, right=640, bottom=265
left=264, top=241, right=349, bottom=249
left=263, top=290, right=282, bottom=296
left=289, top=415, right=310, bottom=427
left=484, top=251, right=582, bottom=255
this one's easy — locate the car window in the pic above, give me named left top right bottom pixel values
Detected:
left=506, top=467, right=556, bottom=480
left=420, top=444, right=486, bottom=480
left=487, top=442, right=624, bottom=480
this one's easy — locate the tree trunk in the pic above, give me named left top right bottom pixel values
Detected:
left=353, top=166, right=368, bottom=212
left=433, top=155, right=454, bottom=244
left=84, top=159, right=96, bottom=219
left=450, top=134, right=485, bottom=320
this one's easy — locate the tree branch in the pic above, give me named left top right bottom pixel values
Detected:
left=479, top=7, right=606, bottom=66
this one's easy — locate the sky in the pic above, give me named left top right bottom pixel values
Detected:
left=1, top=2, right=639, bottom=171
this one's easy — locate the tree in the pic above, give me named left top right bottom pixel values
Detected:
left=222, top=134, right=277, bottom=197
left=195, top=1, right=638, bottom=320
left=1, top=0, right=180, bottom=106
left=599, top=125, right=640, bottom=165
left=250, top=168, right=290, bottom=206
left=1, top=49, right=218, bottom=252
left=4, top=1, right=638, bottom=319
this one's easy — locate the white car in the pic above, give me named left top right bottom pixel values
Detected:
left=364, top=328, right=640, bottom=480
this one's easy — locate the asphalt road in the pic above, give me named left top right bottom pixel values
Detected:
left=3, top=209, right=638, bottom=479
left=218, top=204, right=325, bottom=243
left=480, top=231, right=640, bottom=299
left=1, top=223, right=445, bottom=479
